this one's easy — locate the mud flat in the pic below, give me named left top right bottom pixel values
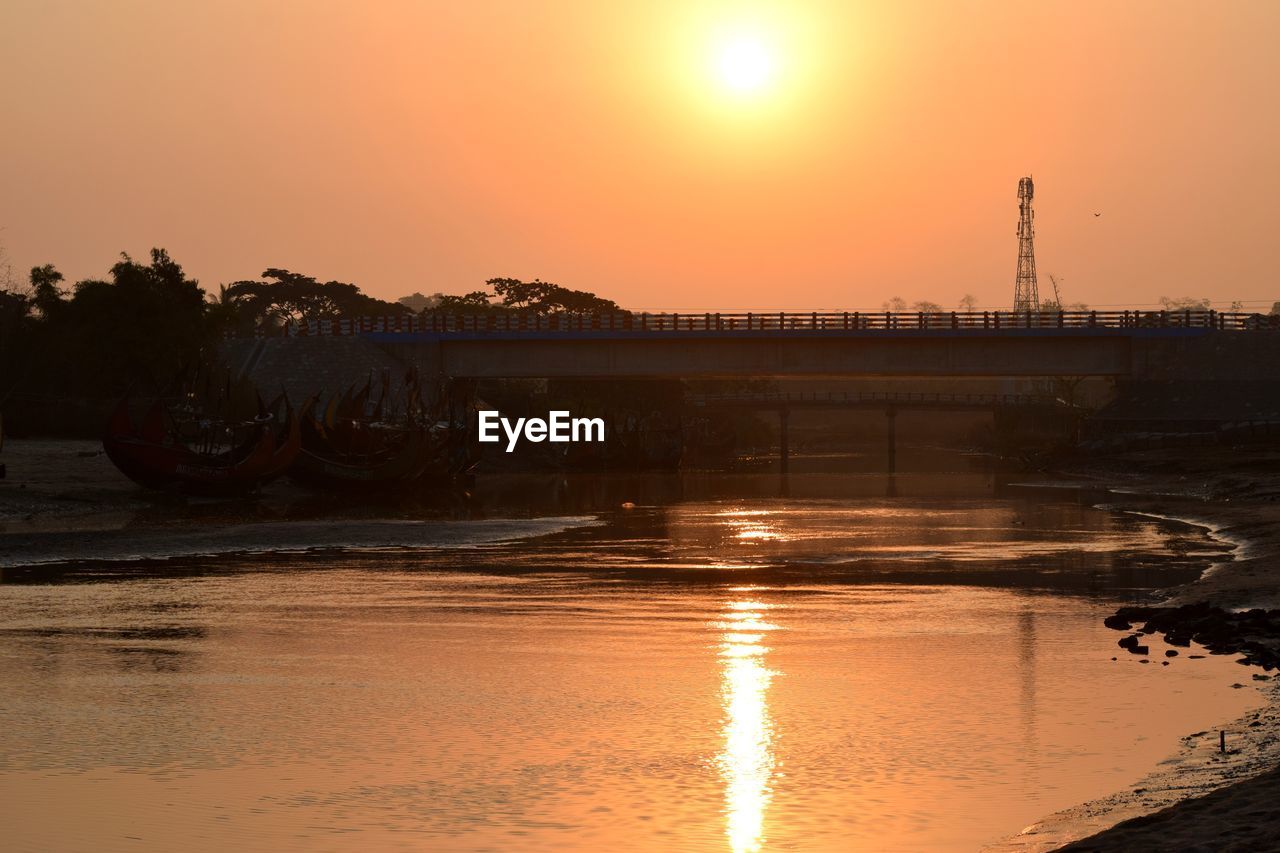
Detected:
left=0, top=440, right=598, bottom=569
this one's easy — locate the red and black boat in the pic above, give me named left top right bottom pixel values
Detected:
left=103, top=388, right=301, bottom=497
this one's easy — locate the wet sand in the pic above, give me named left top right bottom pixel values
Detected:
left=0, top=440, right=604, bottom=569
left=0, top=439, right=139, bottom=522
left=990, top=446, right=1280, bottom=852
left=1056, top=767, right=1280, bottom=852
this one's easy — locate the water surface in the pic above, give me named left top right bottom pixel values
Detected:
left=0, top=473, right=1261, bottom=851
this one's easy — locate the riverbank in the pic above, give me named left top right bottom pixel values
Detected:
left=0, top=440, right=608, bottom=569
left=990, top=445, right=1280, bottom=852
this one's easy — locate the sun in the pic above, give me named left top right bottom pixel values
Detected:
left=715, top=34, right=776, bottom=95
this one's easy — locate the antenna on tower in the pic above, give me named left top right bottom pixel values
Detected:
left=1014, top=176, right=1039, bottom=312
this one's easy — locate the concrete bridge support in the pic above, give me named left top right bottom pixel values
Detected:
left=887, top=407, right=897, bottom=474
left=779, top=407, right=790, bottom=475
left=775, top=402, right=899, bottom=475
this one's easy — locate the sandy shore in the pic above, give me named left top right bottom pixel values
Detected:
left=988, top=446, right=1280, bottom=852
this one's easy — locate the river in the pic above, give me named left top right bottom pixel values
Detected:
left=0, top=469, right=1262, bottom=851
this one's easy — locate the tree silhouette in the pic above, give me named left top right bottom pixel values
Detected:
left=409, top=278, right=622, bottom=316
left=223, top=269, right=410, bottom=331
left=487, top=277, right=619, bottom=314
left=59, top=249, right=209, bottom=390
left=30, top=264, right=66, bottom=319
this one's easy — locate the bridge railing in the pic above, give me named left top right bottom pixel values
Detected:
left=274, top=309, right=1274, bottom=336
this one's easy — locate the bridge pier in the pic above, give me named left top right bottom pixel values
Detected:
left=886, top=406, right=897, bottom=474
left=779, top=406, right=790, bottom=475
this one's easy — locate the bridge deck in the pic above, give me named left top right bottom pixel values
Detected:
left=228, top=310, right=1275, bottom=380
left=273, top=309, right=1273, bottom=337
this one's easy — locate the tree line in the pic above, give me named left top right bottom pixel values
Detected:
left=0, top=247, right=618, bottom=413
left=396, top=278, right=618, bottom=316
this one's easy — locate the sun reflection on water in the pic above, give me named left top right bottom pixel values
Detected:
left=716, top=594, right=778, bottom=853
left=717, top=509, right=786, bottom=543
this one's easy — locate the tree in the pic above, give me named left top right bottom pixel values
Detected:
left=487, top=277, right=619, bottom=314
left=58, top=249, right=210, bottom=391
left=882, top=296, right=907, bottom=312
left=0, top=239, right=37, bottom=405
left=435, top=290, right=501, bottom=312
left=958, top=294, right=978, bottom=311
left=416, top=278, right=622, bottom=316
left=1041, top=299, right=1089, bottom=311
left=0, top=285, right=33, bottom=395
left=0, top=237, right=19, bottom=293
left=222, top=269, right=410, bottom=331
left=397, top=292, right=439, bottom=312
left=1158, top=296, right=1211, bottom=311
left=0, top=241, right=31, bottom=351
left=30, top=264, right=65, bottom=319
left=912, top=300, right=944, bottom=313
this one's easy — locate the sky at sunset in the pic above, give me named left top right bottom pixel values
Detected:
left=2, top=0, right=1277, bottom=311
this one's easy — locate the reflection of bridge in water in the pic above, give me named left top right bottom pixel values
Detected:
left=690, top=390, right=1078, bottom=474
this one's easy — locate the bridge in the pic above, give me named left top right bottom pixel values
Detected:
left=222, top=308, right=1278, bottom=473
left=269, top=310, right=1274, bottom=380
left=688, top=389, right=1078, bottom=473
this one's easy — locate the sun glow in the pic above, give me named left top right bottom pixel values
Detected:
left=645, top=4, right=845, bottom=144
left=716, top=34, right=776, bottom=94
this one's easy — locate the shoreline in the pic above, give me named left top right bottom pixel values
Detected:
left=989, top=449, right=1280, bottom=852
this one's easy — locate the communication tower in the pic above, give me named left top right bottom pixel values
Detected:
left=1014, top=176, right=1039, bottom=312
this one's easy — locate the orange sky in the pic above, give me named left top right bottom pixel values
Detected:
left=2, top=1, right=1277, bottom=311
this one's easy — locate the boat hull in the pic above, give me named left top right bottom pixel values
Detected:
left=102, top=398, right=300, bottom=497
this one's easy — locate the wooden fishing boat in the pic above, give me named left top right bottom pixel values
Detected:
left=288, top=371, right=453, bottom=489
left=259, top=396, right=304, bottom=482
left=103, top=394, right=301, bottom=496
left=285, top=366, right=487, bottom=490
left=290, top=421, right=443, bottom=487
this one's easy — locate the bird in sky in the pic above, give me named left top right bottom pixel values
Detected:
left=1094, top=212, right=1102, bottom=217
